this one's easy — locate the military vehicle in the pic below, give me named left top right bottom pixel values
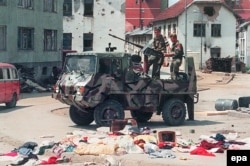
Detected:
left=52, top=37, right=199, bottom=127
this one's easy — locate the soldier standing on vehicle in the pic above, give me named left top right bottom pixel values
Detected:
left=164, top=33, right=184, bottom=80
left=146, top=27, right=166, bottom=79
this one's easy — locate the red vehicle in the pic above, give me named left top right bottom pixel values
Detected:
left=0, top=63, right=20, bottom=108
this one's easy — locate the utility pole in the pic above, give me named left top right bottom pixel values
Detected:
left=200, top=13, right=203, bottom=70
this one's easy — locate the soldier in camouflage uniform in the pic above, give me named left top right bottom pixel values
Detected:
left=164, top=33, right=184, bottom=80
left=146, top=27, right=166, bottom=79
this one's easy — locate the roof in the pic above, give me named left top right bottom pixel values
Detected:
left=239, top=21, right=250, bottom=28
left=0, top=62, right=15, bottom=68
left=153, top=0, right=233, bottom=22
left=231, top=0, right=250, bottom=20
left=125, top=27, right=152, bottom=36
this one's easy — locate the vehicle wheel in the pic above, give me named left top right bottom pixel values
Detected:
left=94, top=99, right=125, bottom=126
left=162, top=98, right=186, bottom=126
left=69, top=105, right=94, bottom=126
left=5, top=93, right=17, bottom=108
left=130, top=110, right=153, bottom=123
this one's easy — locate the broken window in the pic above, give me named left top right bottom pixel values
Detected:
left=18, top=0, right=33, bottom=9
left=0, top=0, right=6, bottom=5
left=0, top=26, right=6, bottom=50
left=84, top=0, right=93, bottom=16
left=203, top=6, right=215, bottom=17
left=63, top=0, right=72, bottom=16
left=18, top=27, right=34, bottom=50
left=63, top=33, right=72, bottom=50
left=193, top=23, right=205, bottom=37
left=44, top=29, right=57, bottom=51
left=44, top=0, right=57, bottom=12
left=83, top=33, right=93, bottom=51
left=211, top=24, right=221, bottom=37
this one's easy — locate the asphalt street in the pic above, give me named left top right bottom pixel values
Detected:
left=0, top=70, right=250, bottom=166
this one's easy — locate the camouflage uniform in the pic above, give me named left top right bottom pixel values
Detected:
left=146, top=35, right=166, bottom=79
left=170, top=40, right=184, bottom=80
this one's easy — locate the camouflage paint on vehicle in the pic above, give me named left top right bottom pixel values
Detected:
left=52, top=51, right=199, bottom=126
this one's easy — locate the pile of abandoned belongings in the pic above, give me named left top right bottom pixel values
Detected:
left=1, top=119, right=250, bottom=165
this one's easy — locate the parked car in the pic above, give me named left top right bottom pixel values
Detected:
left=0, top=63, right=20, bottom=108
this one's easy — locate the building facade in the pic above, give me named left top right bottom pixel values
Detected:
left=125, top=0, right=167, bottom=32
left=0, top=0, right=63, bottom=81
left=62, top=0, right=125, bottom=53
left=153, top=0, right=237, bottom=70
left=238, top=22, right=250, bottom=67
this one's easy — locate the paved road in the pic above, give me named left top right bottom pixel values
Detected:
left=1, top=71, right=250, bottom=165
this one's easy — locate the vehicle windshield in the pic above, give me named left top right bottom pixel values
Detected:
left=64, top=55, right=96, bottom=73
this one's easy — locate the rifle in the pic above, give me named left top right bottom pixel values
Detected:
left=109, top=34, right=143, bottom=49
left=109, top=34, right=163, bottom=57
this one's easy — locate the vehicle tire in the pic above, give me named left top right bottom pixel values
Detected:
left=69, top=105, right=94, bottom=126
left=94, top=99, right=125, bottom=126
left=162, top=98, right=186, bottom=126
left=130, top=110, right=153, bottom=123
left=5, top=93, right=17, bottom=108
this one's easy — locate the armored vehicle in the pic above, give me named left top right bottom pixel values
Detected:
left=52, top=39, right=199, bottom=126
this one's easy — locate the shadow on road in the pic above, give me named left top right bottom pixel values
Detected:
left=0, top=105, right=32, bottom=113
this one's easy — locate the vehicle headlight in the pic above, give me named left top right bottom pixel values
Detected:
left=76, top=86, right=85, bottom=95
left=55, top=86, right=59, bottom=93
left=53, top=85, right=60, bottom=93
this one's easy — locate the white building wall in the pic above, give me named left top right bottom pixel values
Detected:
left=63, top=0, right=125, bottom=52
left=247, top=25, right=250, bottom=67
left=178, top=4, right=236, bottom=69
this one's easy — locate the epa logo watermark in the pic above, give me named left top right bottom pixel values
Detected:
left=227, top=150, right=249, bottom=166
left=231, top=156, right=247, bottom=163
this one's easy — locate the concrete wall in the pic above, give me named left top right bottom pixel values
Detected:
left=0, top=0, right=63, bottom=80
left=63, top=0, right=125, bottom=52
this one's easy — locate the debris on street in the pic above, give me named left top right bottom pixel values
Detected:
left=1, top=119, right=250, bottom=165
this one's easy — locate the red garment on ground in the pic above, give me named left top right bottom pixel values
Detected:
left=190, top=147, right=215, bottom=156
left=1, top=151, right=18, bottom=157
left=199, top=140, right=223, bottom=150
left=39, top=156, right=58, bottom=165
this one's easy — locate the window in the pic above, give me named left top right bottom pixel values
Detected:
left=173, top=24, right=176, bottom=33
left=18, top=27, right=34, bottom=50
left=210, top=47, right=221, bottom=58
left=42, top=67, right=47, bottom=75
left=63, top=33, right=72, bottom=50
left=193, top=23, right=205, bottom=37
left=0, top=0, right=6, bottom=5
left=44, top=29, right=57, bottom=51
left=63, top=0, right=72, bottom=16
left=44, top=0, right=57, bottom=12
left=167, top=24, right=171, bottom=36
left=0, top=26, right=6, bottom=50
left=17, top=0, right=34, bottom=9
left=84, top=0, right=93, bottom=16
left=211, top=24, right=221, bottom=37
left=83, top=33, right=93, bottom=51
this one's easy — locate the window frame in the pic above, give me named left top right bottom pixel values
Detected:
left=18, top=27, right=34, bottom=50
left=17, top=0, right=34, bottom=9
left=0, top=25, right=7, bottom=51
left=83, top=33, right=93, bottom=51
left=44, top=29, right=57, bottom=51
left=84, top=0, right=93, bottom=17
left=63, top=33, right=72, bottom=50
left=211, top=24, right=221, bottom=37
left=43, top=0, right=57, bottom=13
left=193, top=23, right=205, bottom=37
left=63, top=0, right=72, bottom=16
